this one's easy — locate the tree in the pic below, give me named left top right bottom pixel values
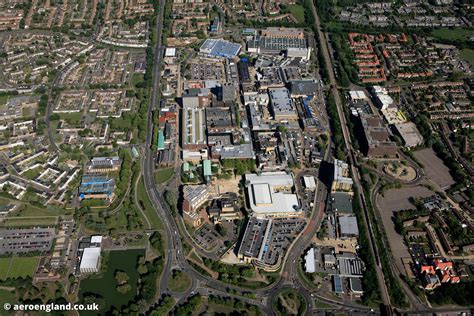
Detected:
left=115, top=271, right=129, bottom=285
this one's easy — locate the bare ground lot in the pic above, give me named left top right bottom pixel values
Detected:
left=414, top=148, right=455, bottom=189
left=377, top=186, right=434, bottom=274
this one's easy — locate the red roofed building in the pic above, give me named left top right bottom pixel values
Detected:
left=433, top=259, right=454, bottom=271
left=421, top=265, right=436, bottom=275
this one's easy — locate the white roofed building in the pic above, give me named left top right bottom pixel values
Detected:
left=80, top=247, right=101, bottom=274
left=304, top=248, right=316, bottom=273
left=332, top=160, right=354, bottom=193
left=245, top=171, right=302, bottom=218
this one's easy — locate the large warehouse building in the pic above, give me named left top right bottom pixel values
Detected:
left=79, top=247, right=101, bottom=274
left=245, top=171, right=302, bottom=217
left=199, top=39, right=241, bottom=59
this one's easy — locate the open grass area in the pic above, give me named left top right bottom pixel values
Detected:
left=15, top=203, right=68, bottom=217
left=0, top=257, right=39, bottom=280
left=132, top=73, right=144, bottom=87
left=0, top=216, right=58, bottom=227
left=168, top=270, right=192, bottom=293
left=272, top=288, right=307, bottom=316
left=314, top=300, right=334, bottom=309
left=79, top=249, right=145, bottom=314
left=287, top=4, right=305, bottom=23
left=0, top=94, right=10, bottom=105
left=460, top=49, right=474, bottom=68
left=154, top=167, right=174, bottom=184
left=136, top=177, right=162, bottom=230
left=59, top=112, right=83, bottom=126
left=0, top=289, right=17, bottom=306
left=431, top=28, right=474, bottom=41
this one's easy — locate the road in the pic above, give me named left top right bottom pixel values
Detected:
left=309, top=0, right=393, bottom=310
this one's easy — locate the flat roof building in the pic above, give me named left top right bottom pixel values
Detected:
left=290, top=80, right=319, bottom=97
left=303, top=175, right=317, bottom=190
left=200, top=39, right=241, bottom=59
left=79, top=175, right=115, bottom=201
left=80, top=247, right=101, bottom=274
left=86, top=156, right=121, bottom=174
left=395, top=122, right=424, bottom=148
left=261, top=27, right=305, bottom=39
left=245, top=171, right=302, bottom=218
left=333, top=275, right=344, bottom=294
left=182, top=184, right=209, bottom=213
left=332, top=159, right=353, bottom=193
left=331, top=192, right=353, bottom=214
left=350, top=277, right=364, bottom=294
left=304, top=248, right=316, bottom=273
left=359, top=113, right=398, bottom=157
left=237, top=217, right=272, bottom=264
left=268, top=87, right=298, bottom=121
left=182, top=106, right=206, bottom=150
left=338, top=216, right=359, bottom=239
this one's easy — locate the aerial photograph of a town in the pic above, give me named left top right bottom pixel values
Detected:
left=0, top=0, right=473, bottom=315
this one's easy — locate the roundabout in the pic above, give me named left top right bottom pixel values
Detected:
left=271, top=287, right=308, bottom=316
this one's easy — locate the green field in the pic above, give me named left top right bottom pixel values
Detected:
left=15, top=203, right=67, bottom=217
left=154, top=167, right=174, bottom=184
left=272, top=288, right=307, bottom=316
left=0, top=289, right=17, bottom=306
left=0, top=94, right=10, bottom=105
left=60, top=112, right=83, bottom=126
left=79, top=249, right=145, bottom=314
left=168, top=270, right=192, bottom=293
left=431, top=28, right=474, bottom=41
left=0, top=257, right=39, bottom=280
left=287, top=4, right=305, bottom=23
left=136, top=177, right=163, bottom=230
left=132, top=73, right=144, bottom=87
left=460, top=49, right=474, bottom=67
left=1, top=217, right=58, bottom=227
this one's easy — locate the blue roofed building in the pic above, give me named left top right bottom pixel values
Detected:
left=203, top=159, right=212, bottom=181
left=158, top=130, right=165, bottom=150
left=333, top=275, right=344, bottom=294
left=79, top=175, right=115, bottom=202
left=200, top=39, right=241, bottom=59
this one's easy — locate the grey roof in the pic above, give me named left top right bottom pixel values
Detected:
left=339, top=215, right=359, bottom=236
left=268, top=87, right=296, bottom=117
left=350, top=277, right=363, bottom=292
left=331, top=192, right=353, bottom=214
left=290, top=80, right=319, bottom=96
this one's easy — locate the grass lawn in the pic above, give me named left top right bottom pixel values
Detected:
left=314, top=300, right=334, bottom=308
left=0, top=197, right=11, bottom=206
left=460, top=49, right=474, bottom=67
left=1, top=216, right=58, bottom=227
left=287, top=4, right=305, bottom=23
left=0, top=257, right=39, bottom=280
left=0, top=289, right=17, bottom=306
left=15, top=203, right=67, bottom=217
left=136, top=177, right=163, bottom=230
left=0, top=94, right=10, bottom=105
left=168, top=271, right=192, bottom=293
left=0, top=258, right=10, bottom=279
left=431, top=28, right=474, bottom=41
left=59, top=112, right=83, bottom=126
left=132, top=73, right=144, bottom=87
left=154, top=167, right=174, bottom=184
left=79, top=249, right=145, bottom=314
left=272, top=288, right=307, bottom=316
